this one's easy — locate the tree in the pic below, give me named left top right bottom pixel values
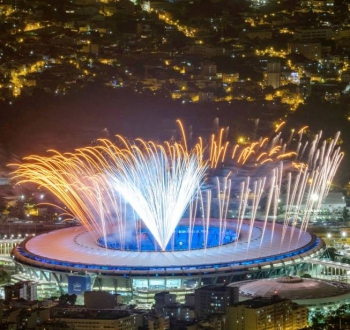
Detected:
left=67, top=294, right=77, bottom=306
left=0, top=268, right=10, bottom=284
left=59, top=293, right=77, bottom=306
left=343, top=207, right=349, bottom=222
left=310, top=310, right=326, bottom=328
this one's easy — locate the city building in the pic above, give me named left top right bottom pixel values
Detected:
left=341, top=70, right=350, bottom=83
left=0, top=304, right=50, bottom=329
left=267, top=59, right=281, bottom=88
left=154, top=291, right=178, bottom=314
left=227, top=295, right=308, bottom=330
left=288, top=42, right=321, bottom=60
left=36, top=320, right=75, bottom=330
left=4, top=281, right=37, bottom=301
left=201, top=61, right=217, bottom=80
left=178, top=305, right=196, bottom=322
left=148, top=314, right=170, bottom=330
left=297, top=76, right=312, bottom=98
left=84, top=291, right=121, bottom=309
left=50, top=308, right=138, bottom=330
left=294, top=27, right=333, bottom=41
left=194, top=285, right=239, bottom=319
left=300, top=0, right=334, bottom=8
left=198, top=315, right=228, bottom=330
left=242, top=30, right=272, bottom=40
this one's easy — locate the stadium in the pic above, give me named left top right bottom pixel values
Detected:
left=12, top=220, right=323, bottom=303
left=10, top=126, right=342, bottom=302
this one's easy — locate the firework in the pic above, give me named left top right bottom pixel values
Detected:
left=11, top=125, right=343, bottom=253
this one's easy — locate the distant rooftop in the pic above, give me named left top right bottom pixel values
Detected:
left=229, top=276, right=350, bottom=306
left=232, top=295, right=289, bottom=308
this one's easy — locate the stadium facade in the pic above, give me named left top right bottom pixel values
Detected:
left=12, top=220, right=324, bottom=303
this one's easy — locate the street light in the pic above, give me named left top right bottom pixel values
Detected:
left=327, top=233, right=333, bottom=247
left=341, top=231, right=347, bottom=248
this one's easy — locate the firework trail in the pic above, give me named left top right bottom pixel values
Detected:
left=10, top=124, right=343, bottom=253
